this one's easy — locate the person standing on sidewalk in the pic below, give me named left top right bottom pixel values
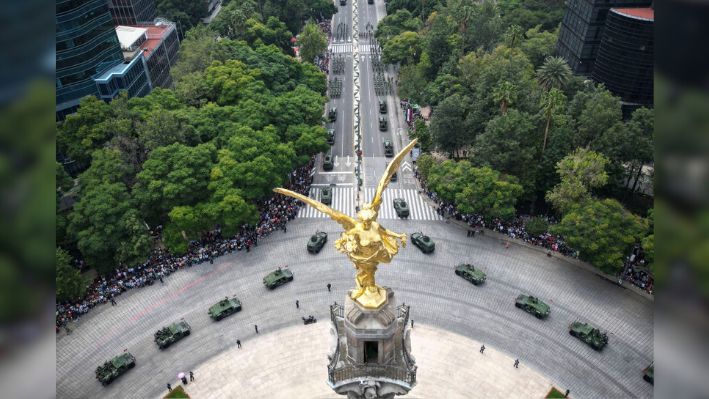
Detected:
left=480, top=345, right=485, bottom=354
left=296, top=300, right=300, bottom=309
left=327, top=283, right=331, bottom=292
left=189, top=371, right=194, bottom=382
left=514, top=359, right=519, bottom=368
left=237, top=339, right=242, bottom=348
left=167, top=383, right=172, bottom=392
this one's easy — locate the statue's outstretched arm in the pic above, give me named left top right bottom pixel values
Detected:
left=380, top=226, right=407, bottom=247
left=370, top=139, right=418, bottom=212
left=273, top=188, right=356, bottom=230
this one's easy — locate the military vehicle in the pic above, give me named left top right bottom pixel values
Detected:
left=308, top=231, right=328, bottom=254
left=411, top=232, right=435, bottom=253
left=379, top=99, right=387, bottom=113
left=340, top=0, right=346, bottom=5
left=454, top=264, right=486, bottom=285
left=383, top=140, right=394, bottom=157
left=95, top=352, right=135, bottom=386
left=515, top=294, right=550, bottom=318
left=208, top=296, right=242, bottom=321
left=323, top=153, right=334, bottom=171
left=321, top=184, right=334, bottom=205
left=328, top=107, right=337, bottom=122
left=569, top=321, right=608, bottom=350
left=302, top=315, right=317, bottom=325
left=263, top=268, right=294, bottom=289
left=154, top=320, right=191, bottom=349
left=327, top=129, right=335, bottom=145
left=379, top=116, right=388, bottom=131
left=393, top=198, right=409, bottom=218
left=368, top=0, right=374, bottom=4
left=643, top=363, right=654, bottom=384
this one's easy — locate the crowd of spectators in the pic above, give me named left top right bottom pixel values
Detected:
left=415, top=170, right=654, bottom=294
left=56, top=159, right=316, bottom=331
left=313, top=19, right=332, bottom=73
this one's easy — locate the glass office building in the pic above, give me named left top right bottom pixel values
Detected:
left=109, top=0, right=157, bottom=25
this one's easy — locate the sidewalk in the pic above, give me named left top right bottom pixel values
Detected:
left=166, top=324, right=553, bottom=399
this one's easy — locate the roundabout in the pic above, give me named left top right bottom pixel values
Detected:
left=56, top=217, right=653, bottom=399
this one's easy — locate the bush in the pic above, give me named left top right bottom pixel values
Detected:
left=525, top=216, right=549, bottom=237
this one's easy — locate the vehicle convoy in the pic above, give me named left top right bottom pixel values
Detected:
left=383, top=140, right=394, bottom=157
left=329, top=107, right=337, bottom=122
left=569, top=321, right=609, bottom=350
left=264, top=267, right=294, bottom=289
left=643, top=363, right=654, bottom=384
left=379, top=99, right=387, bottom=113
left=454, top=264, right=486, bottom=285
left=208, top=296, right=242, bottom=320
left=308, top=231, right=328, bottom=253
left=327, top=129, right=335, bottom=145
left=411, top=232, right=435, bottom=253
left=154, top=320, right=191, bottom=349
left=393, top=198, right=409, bottom=218
left=379, top=116, right=388, bottom=131
left=321, top=184, right=334, bottom=205
left=323, top=153, right=334, bottom=171
left=95, top=352, right=135, bottom=386
left=515, top=294, right=550, bottom=318
left=302, top=315, right=317, bottom=325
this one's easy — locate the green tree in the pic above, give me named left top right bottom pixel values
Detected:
left=409, top=118, right=432, bottom=152
left=536, top=56, right=572, bottom=91
left=422, top=12, right=456, bottom=78
left=551, top=199, right=647, bottom=274
left=503, top=24, right=523, bottom=47
left=382, top=31, right=420, bottom=65
left=245, top=17, right=293, bottom=52
left=211, top=0, right=259, bottom=40
left=375, top=10, right=423, bottom=47
left=525, top=216, right=549, bottom=237
left=546, top=148, right=609, bottom=213
left=135, top=109, right=195, bottom=151
left=568, top=83, right=622, bottom=147
left=429, top=94, right=471, bottom=156
left=491, top=81, right=517, bottom=114
left=58, top=95, right=114, bottom=165
left=298, top=22, right=327, bottom=64
left=416, top=153, right=435, bottom=181
left=171, top=26, right=229, bottom=82
left=520, top=25, right=558, bottom=67
left=156, top=0, right=208, bottom=33
left=540, top=88, right=566, bottom=151
left=56, top=248, right=87, bottom=302
left=397, top=64, right=428, bottom=104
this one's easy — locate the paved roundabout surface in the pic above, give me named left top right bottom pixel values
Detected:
left=56, top=217, right=653, bottom=399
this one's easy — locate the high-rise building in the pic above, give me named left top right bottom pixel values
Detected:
left=108, top=0, right=157, bottom=25
left=56, top=0, right=126, bottom=119
left=116, top=20, right=180, bottom=89
left=592, top=8, right=653, bottom=107
left=557, top=0, right=651, bottom=75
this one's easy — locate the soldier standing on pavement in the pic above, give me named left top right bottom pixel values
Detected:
left=411, top=319, right=414, bottom=328
left=327, top=283, right=331, bottom=292
left=296, top=300, right=300, bottom=309
left=237, top=339, right=242, bottom=348
left=480, top=345, right=485, bottom=354
left=189, top=371, right=194, bottom=382
left=110, top=296, right=117, bottom=306
left=167, top=383, right=172, bottom=392
left=254, top=324, right=259, bottom=334
left=514, top=359, right=519, bottom=368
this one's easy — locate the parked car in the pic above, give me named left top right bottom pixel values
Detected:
left=515, top=294, right=550, bottom=318
left=307, top=231, right=328, bottom=253
left=411, top=232, right=435, bottom=253
left=393, top=198, right=409, bottom=218
left=454, top=264, right=486, bottom=285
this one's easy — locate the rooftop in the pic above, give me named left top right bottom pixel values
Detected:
left=612, top=7, right=654, bottom=22
left=136, top=23, right=175, bottom=58
left=117, top=23, right=175, bottom=60
left=115, top=26, right=147, bottom=50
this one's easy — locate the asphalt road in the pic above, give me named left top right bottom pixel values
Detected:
left=56, top=217, right=653, bottom=399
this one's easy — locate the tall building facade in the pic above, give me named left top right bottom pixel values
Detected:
left=109, top=0, right=157, bottom=25
left=115, top=21, right=180, bottom=89
left=557, top=0, right=651, bottom=75
left=592, top=8, right=653, bottom=106
left=56, top=0, right=125, bottom=119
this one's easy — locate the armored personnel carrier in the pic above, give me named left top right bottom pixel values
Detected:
left=569, top=321, right=608, bottom=350
left=154, top=320, right=191, bottom=349
left=411, top=232, right=435, bottom=253
left=454, top=264, right=486, bottom=285
left=95, top=352, right=135, bottom=386
left=515, top=294, right=550, bottom=318
left=308, top=231, right=328, bottom=254
left=263, top=268, right=294, bottom=289
left=208, top=296, right=242, bottom=321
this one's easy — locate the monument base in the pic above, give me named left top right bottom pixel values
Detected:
left=352, top=285, right=388, bottom=309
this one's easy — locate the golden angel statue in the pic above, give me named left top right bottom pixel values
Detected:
left=274, top=139, right=418, bottom=309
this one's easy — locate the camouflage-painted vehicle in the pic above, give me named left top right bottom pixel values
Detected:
left=154, top=320, right=191, bottom=349
left=643, top=363, right=654, bottom=384
left=379, top=99, right=387, bottom=113
left=263, top=268, right=294, bottom=289
left=393, top=198, right=409, bottom=218
left=411, top=232, right=435, bottom=253
left=321, top=184, right=334, bottom=205
left=308, top=231, right=328, bottom=254
left=328, top=107, right=337, bottom=122
left=379, top=116, right=388, bottom=131
left=208, top=296, right=242, bottom=321
left=383, top=140, right=394, bottom=157
left=569, top=321, right=608, bottom=350
left=454, top=264, right=486, bottom=285
left=515, top=294, right=550, bottom=318
left=95, top=352, right=135, bottom=386
left=327, top=129, right=335, bottom=145
left=323, top=153, right=334, bottom=171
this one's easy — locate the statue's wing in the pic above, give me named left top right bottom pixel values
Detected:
left=273, top=188, right=356, bottom=230
left=370, top=139, right=418, bottom=212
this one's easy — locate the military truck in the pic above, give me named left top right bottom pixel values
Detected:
left=95, top=352, right=135, bottom=386
left=515, top=294, right=550, bottom=318
left=411, top=232, right=435, bottom=253
left=264, top=268, right=294, bottom=289
left=379, top=116, right=388, bottom=131
left=323, top=153, right=334, bottom=171
left=208, top=296, right=242, bottom=321
left=454, top=264, right=486, bottom=285
left=393, top=198, right=409, bottom=218
left=154, top=320, right=191, bottom=349
left=308, top=231, right=328, bottom=254
left=383, top=140, right=394, bottom=157
left=569, top=321, right=608, bottom=350
left=643, top=363, right=654, bottom=384
left=328, top=107, right=337, bottom=122
left=327, top=129, right=335, bottom=145
left=379, top=99, right=387, bottom=113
